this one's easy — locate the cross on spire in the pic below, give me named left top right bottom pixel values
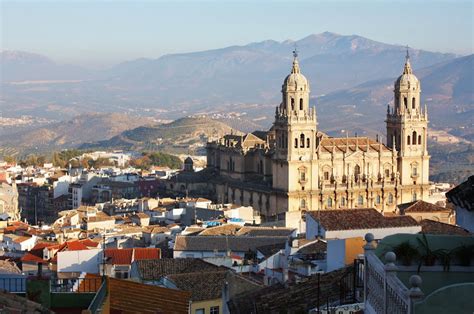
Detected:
left=293, top=44, right=298, bottom=59
left=405, top=45, right=410, bottom=61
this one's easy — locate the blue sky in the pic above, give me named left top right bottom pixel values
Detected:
left=2, top=0, right=473, bottom=66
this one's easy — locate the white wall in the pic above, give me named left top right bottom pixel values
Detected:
left=326, top=239, right=345, bottom=272
left=57, top=248, right=101, bottom=274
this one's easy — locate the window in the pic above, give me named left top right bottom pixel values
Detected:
left=376, top=195, right=381, bottom=204
left=341, top=197, right=346, bottom=207
left=195, top=309, right=205, bottom=314
left=299, top=98, right=303, bottom=110
left=354, top=165, right=361, bottom=177
left=324, top=171, right=329, bottom=181
left=300, top=199, right=306, bottom=209
left=294, top=138, right=298, bottom=148
left=407, top=136, right=411, bottom=145
left=210, top=306, right=219, bottom=314
left=300, top=171, right=306, bottom=182
left=327, top=198, right=333, bottom=208
left=412, top=166, right=418, bottom=176
left=412, top=97, right=416, bottom=109
left=291, top=98, right=295, bottom=110
left=404, top=97, right=407, bottom=109
left=358, top=195, right=364, bottom=206
left=385, top=169, right=390, bottom=178
left=418, top=135, right=422, bottom=145
left=307, top=138, right=310, bottom=148
left=412, top=131, right=417, bottom=145
left=300, top=134, right=305, bottom=148
left=412, top=192, right=417, bottom=201
left=388, top=193, right=394, bottom=204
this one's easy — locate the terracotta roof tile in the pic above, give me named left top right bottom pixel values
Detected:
left=167, top=271, right=227, bottom=301
left=134, top=248, right=161, bottom=260
left=135, top=258, right=221, bottom=280
left=398, top=200, right=450, bottom=213
left=307, top=208, right=419, bottom=231
left=319, top=137, right=390, bottom=153
left=420, top=219, right=471, bottom=236
left=105, top=248, right=133, bottom=265
left=108, top=277, right=190, bottom=314
left=174, top=235, right=289, bottom=252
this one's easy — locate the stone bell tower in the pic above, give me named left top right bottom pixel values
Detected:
left=386, top=49, right=430, bottom=202
left=272, top=50, right=318, bottom=213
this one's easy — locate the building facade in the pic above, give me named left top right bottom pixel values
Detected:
left=205, top=51, right=430, bottom=223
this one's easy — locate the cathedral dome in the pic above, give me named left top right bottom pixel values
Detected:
left=283, top=56, right=310, bottom=92
left=395, top=56, right=419, bottom=90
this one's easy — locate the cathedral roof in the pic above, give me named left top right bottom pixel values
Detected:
left=395, top=52, right=419, bottom=90
left=282, top=55, right=309, bottom=92
left=318, top=137, right=391, bottom=153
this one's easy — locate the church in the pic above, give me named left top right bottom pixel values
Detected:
left=204, top=51, right=430, bottom=224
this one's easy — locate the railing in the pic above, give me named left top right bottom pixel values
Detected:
left=50, top=277, right=103, bottom=293
left=0, top=277, right=26, bottom=293
left=87, top=279, right=107, bottom=313
left=363, top=233, right=424, bottom=314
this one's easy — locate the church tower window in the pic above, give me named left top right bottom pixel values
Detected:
left=407, top=136, right=411, bottom=145
left=299, top=98, right=303, bottom=110
left=327, top=198, right=333, bottom=208
left=300, top=134, right=305, bottom=148
left=300, top=199, right=306, bottom=209
left=354, top=165, right=361, bottom=178
left=412, top=131, right=417, bottom=145
left=404, top=97, right=407, bottom=109
left=388, top=193, right=394, bottom=204
left=294, top=138, right=298, bottom=148
left=412, top=97, right=416, bottom=109
left=418, top=135, right=421, bottom=145
left=291, top=98, right=295, bottom=110
left=306, top=138, right=310, bottom=148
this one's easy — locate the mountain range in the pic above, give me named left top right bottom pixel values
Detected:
left=1, top=32, right=472, bottom=151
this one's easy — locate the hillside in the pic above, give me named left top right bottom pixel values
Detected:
left=80, top=116, right=242, bottom=154
left=0, top=113, right=154, bottom=156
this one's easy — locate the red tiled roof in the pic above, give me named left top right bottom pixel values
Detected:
left=21, top=252, right=44, bottom=263
left=134, top=248, right=161, bottom=260
left=105, top=248, right=133, bottom=265
left=80, top=239, right=100, bottom=248
left=64, top=241, right=89, bottom=251
left=398, top=200, right=450, bottom=213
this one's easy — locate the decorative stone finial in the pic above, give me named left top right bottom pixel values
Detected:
left=409, top=275, right=422, bottom=288
left=403, top=45, right=413, bottom=75
left=385, top=251, right=397, bottom=269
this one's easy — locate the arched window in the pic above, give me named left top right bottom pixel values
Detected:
left=412, top=131, right=417, bottom=145
left=306, top=138, right=310, bottom=148
left=294, top=138, right=298, bottom=148
left=340, top=197, right=346, bottom=207
left=358, top=195, right=364, bottom=206
left=300, top=133, right=305, bottom=148
left=354, top=165, right=361, bottom=177
left=385, top=169, right=390, bottom=178
left=407, top=136, right=411, bottom=145
left=291, top=98, right=295, bottom=110
left=388, top=193, right=394, bottom=204
left=300, top=199, right=306, bottom=209
left=327, top=198, right=333, bottom=208
left=376, top=195, right=381, bottom=204
left=299, top=98, right=303, bottom=110
left=404, top=97, right=407, bottom=109
left=324, top=171, right=330, bottom=181
left=418, top=135, right=422, bottom=145
left=412, top=97, right=416, bottom=109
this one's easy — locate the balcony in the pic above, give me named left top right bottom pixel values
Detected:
left=363, top=233, right=474, bottom=313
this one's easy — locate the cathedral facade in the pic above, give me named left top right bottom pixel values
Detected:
left=206, top=52, right=430, bottom=223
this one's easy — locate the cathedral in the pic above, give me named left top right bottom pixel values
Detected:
left=205, top=51, right=430, bottom=223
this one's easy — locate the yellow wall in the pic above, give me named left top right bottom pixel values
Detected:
left=344, top=237, right=365, bottom=265
left=191, top=298, right=222, bottom=314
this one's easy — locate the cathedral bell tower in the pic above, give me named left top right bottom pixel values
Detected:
left=386, top=49, right=430, bottom=201
left=273, top=50, right=317, bottom=161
